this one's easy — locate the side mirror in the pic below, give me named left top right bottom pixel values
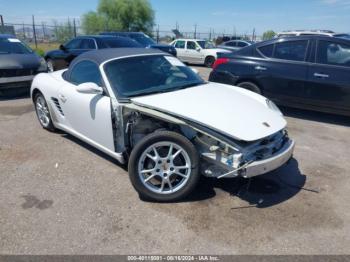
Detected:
left=196, top=47, right=201, bottom=52
left=76, top=82, right=103, bottom=95
left=59, top=44, right=67, bottom=51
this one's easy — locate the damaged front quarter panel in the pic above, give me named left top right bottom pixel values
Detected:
left=118, top=102, right=250, bottom=178
left=116, top=101, right=294, bottom=180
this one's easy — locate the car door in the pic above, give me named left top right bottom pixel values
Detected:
left=173, top=40, right=187, bottom=61
left=186, top=41, right=203, bottom=63
left=53, top=38, right=83, bottom=69
left=305, top=39, right=350, bottom=112
left=255, top=40, right=310, bottom=104
left=63, top=38, right=92, bottom=66
left=227, top=41, right=238, bottom=51
left=58, top=60, right=115, bottom=152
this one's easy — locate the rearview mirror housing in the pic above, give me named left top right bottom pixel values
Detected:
left=76, top=82, right=103, bottom=95
left=59, top=44, right=67, bottom=51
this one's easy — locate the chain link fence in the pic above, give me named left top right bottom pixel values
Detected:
left=1, top=17, right=261, bottom=52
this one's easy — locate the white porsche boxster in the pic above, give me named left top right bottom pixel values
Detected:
left=31, top=48, right=295, bottom=202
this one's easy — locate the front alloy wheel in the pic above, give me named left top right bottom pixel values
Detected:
left=34, top=93, right=55, bottom=131
left=128, top=131, right=200, bottom=202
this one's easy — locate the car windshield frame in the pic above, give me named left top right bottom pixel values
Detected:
left=196, top=40, right=215, bottom=49
left=103, top=54, right=205, bottom=99
left=0, top=38, right=34, bottom=54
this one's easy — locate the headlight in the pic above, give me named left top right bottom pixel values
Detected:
left=266, top=99, right=282, bottom=115
left=38, top=58, right=48, bottom=72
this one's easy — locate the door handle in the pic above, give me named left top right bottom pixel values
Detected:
left=58, top=94, right=67, bottom=103
left=255, top=66, right=267, bottom=71
left=314, top=73, right=329, bottom=78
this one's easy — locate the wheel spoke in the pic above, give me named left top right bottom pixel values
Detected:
left=144, top=173, right=157, bottom=183
left=172, top=149, right=182, bottom=159
left=167, top=144, right=173, bottom=159
left=174, top=165, right=189, bottom=171
left=141, top=168, right=156, bottom=174
left=36, top=102, right=42, bottom=110
left=152, top=147, right=160, bottom=159
left=174, top=171, right=187, bottom=178
left=159, top=179, right=165, bottom=192
left=167, top=180, right=173, bottom=192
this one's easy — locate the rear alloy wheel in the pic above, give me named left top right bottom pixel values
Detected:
left=237, top=82, right=262, bottom=94
left=34, top=93, right=56, bottom=131
left=204, top=56, right=216, bottom=68
left=128, top=131, right=200, bottom=202
left=46, top=59, right=55, bottom=72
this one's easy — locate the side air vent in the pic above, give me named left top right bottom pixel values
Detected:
left=51, top=97, right=64, bottom=116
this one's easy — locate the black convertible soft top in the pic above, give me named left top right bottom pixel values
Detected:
left=69, top=48, right=166, bottom=69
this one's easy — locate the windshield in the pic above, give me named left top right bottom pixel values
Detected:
left=104, top=55, right=205, bottom=98
left=102, top=38, right=141, bottom=48
left=0, top=38, right=33, bottom=54
left=129, top=34, right=156, bottom=47
left=197, top=40, right=215, bottom=49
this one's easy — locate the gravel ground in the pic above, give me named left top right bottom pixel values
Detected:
left=1, top=66, right=350, bottom=255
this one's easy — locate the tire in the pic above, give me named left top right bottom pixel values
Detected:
left=204, top=56, right=216, bottom=68
left=237, top=81, right=262, bottom=94
left=46, top=58, right=55, bottom=72
left=128, top=131, right=200, bottom=202
left=34, top=92, right=56, bottom=132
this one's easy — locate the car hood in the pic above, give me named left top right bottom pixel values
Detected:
left=131, top=82, right=286, bottom=142
left=0, top=53, right=41, bottom=69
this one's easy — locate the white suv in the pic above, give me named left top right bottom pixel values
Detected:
left=170, top=39, right=230, bottom=67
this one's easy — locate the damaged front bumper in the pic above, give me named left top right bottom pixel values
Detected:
left=242, top=139, right=294, bottom=178
left=200, top=131, right=295, bottom=179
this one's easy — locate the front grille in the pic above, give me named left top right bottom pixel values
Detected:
left=51, top=97, right=64, bottom=116
left=0, top=69, right=36, bottom=78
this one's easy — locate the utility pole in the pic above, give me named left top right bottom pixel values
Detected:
left=156, top=24, right=160, bottom=43
left=22, top=22, right=25, bottom=39
left=32, top=15, right=37, bottom=49
left=252, top=28, right=256, bottom=41
left=42, top=22, right=46, bottom=40
left=194, top=24, right=197, bottom=39
left=73, top=18, right=77, bottom=37
left=0, top=15, right=4, bottom=27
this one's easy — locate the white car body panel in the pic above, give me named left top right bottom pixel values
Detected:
left=170, top=39, right=231, bottom=65
left=31, top=70, right=119, bottom=161
left=131, top=82, right=286, bottom=142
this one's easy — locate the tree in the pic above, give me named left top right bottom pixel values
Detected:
left=82, top=0, right=154, bottom=35
left=262, top=30, right=276, bottom=40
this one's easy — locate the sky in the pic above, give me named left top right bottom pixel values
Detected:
left=0, top=0, right=350, bottom=35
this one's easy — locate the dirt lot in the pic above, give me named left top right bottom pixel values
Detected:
left=1, top=66, right=350, bottom=255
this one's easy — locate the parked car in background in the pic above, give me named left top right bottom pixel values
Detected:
left=31, top=48, right=294, bottom=202
left=44, top=35, right=142, bottom=72
left=170, top=39, right=231, bottom=67
left=276, top=30, right=350, bottom=39
left=218, top=40, right=254, bottom=52
left=209, top=35, right=350, bottom=116
left=0, top=34, right=47, bottom=96
left=101, top=32, right=177, bottom=57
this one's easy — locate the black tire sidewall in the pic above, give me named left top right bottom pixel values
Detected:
left=237, top=82, right=261, bottom=94
left=205, top=56, right=215, bottom=68
left=128, top=131, right=200, bottom=202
